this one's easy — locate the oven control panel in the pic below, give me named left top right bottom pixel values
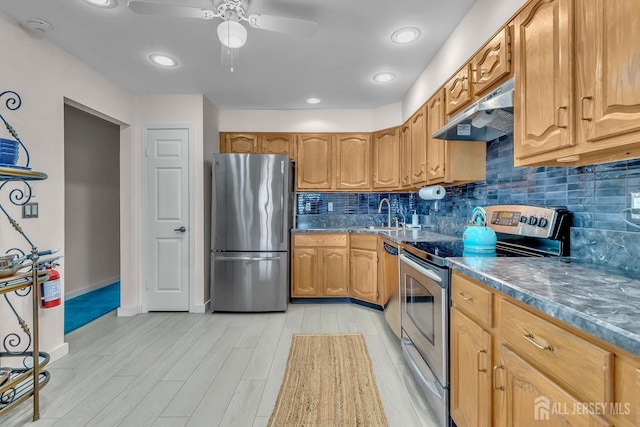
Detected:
left=483, top=205, right=566, bottom=239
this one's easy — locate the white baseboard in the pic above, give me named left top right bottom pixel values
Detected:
left=48, top=342, right=70, bottom=364
left=117, top=306, right=139, bottom=317
left=193, top=299, right=210, bottom=313
left=65, top=275, right=120, bottom=300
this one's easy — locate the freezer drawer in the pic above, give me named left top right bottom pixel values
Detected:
left=212, top=251, right=289, bottom=312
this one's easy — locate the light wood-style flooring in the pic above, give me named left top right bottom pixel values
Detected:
left=0, top=304, right=438, bottom=426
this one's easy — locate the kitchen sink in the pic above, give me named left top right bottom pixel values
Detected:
left=354, top=226, right=404, bottom=231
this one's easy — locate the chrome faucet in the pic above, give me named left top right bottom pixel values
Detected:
left=378, top=198, right=392, bottom=227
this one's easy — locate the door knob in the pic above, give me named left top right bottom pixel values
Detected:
left=174, top=226, right=187, bottom=232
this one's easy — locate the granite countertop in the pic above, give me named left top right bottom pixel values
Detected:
left=291, top=227, right=460, bottom=244
left=447, top=256, right=640, bottom=358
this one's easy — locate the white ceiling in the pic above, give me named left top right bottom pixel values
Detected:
left=0, top=0, right=477, bottom=110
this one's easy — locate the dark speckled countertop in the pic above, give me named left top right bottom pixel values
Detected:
left=291, top=227, right=460, bottom=244
left=447, top=256, right=640, bottom=358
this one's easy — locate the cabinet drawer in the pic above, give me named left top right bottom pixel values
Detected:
left=497, top=298, right=613, bottom=404
left=451, top=272, right=492, bottom=327
left=350, top=233, right=378, bottom=251
left=293, top=233, right=347, bottom=247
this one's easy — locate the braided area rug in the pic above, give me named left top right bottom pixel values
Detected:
left=268, top=333, right=388, bottom=426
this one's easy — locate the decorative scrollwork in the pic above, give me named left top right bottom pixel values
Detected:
left=0, top=387, right=16, bottom=405
left=0, top=90, right=31, bottom=168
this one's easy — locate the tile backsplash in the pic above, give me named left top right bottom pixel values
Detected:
left=297, top=135, right=640, bottom=233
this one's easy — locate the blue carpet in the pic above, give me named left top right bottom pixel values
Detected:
left=64, top=282, right=120, bottom=334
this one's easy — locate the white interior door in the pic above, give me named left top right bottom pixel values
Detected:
left=145, top=127, right=190, bottom=311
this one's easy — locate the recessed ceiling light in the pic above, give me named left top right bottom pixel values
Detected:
left=373, top=72, right=396, bottom=83
left=84, top=0, right=117, bottom=7
left=149, top=54, right=178, bottom=68
left=391, top=27, right=421, bottom=44
left=306, top=97, right=321, bottom=104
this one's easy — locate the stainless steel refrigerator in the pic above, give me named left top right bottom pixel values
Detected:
left=211, top=153, right=293, bottom=312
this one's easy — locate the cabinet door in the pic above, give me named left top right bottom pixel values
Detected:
left=513, top=0, right=574, bottom=163
left=372, top=127, right=400, bottom=189
left=292, top=248, right=318, bottom=296
left=471, top=26, right=512, bottom=97
left=222, top=133, right=258, bottom=153
left=410, top=106, right=428, bottom=186
left=296, top=134, right=333, bottom=190
left=349, top=249, right=378, bottom=303
left=445, top=64, right=473, bottom=116
left=335, top=134, right=371, bottom=190
left=576, top=0, right=640, bottom=148
left=450, top=308, right=492, bottom=427
left=495, top=344, right=611, bottom=427
left=426, top=90, right=446, bottom=184
left=321, top=248, right=349, bottom=297
left=400, top=123, right=412, bottom=188
left=259, top=133, right=295, bottom=161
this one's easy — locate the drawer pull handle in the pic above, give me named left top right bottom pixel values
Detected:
left=556, top=106, right=568, bottom=129
left=523, top=331, right=555, bottom=352
left=580, top=96, right=593, bottom=121
left=458, top=292, right=474, bottom=302
left=493, top=365, right=504, bottom=391
left=477, top=350, right=487, bottom=373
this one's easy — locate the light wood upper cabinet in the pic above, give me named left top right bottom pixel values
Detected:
left=450, top=307, right=492, bottom=427
left=400, top=122, right=412, bottom=188
left=513, top=0, right=574, bottom=164
left=445, top=64, right=473, bottom=116
left=259, top=133, right=296, bottom=161
left=372, top=127, right=400, bottom=189
left=296, top=134, right=333, bottom=190
left=335, top=134, right=371, bottom=190
left=426, top=90, right=446, bottom=184
left=575, top=0, right=640, bottom=152
left=410, top=106, right=428, bottom=186
left=221, top=133, right=258, bottom=153
left=471, top=26, right=512, bottom=97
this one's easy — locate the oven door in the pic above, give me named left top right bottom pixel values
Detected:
left=399, top=253, right=448, bottom=386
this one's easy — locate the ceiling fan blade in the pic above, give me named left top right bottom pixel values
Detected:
left=127, top=1, right=215, bottom=20
left=248, top=14, right=318, bottom=38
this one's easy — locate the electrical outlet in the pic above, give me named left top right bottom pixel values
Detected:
left=305, top=202, right=311, bottom=212
left=328, top=202, right=333, bottom=212
left=631, top=192, right=640, bottom=220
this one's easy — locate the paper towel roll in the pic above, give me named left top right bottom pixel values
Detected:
left=418, top=185, right=446, bottom=200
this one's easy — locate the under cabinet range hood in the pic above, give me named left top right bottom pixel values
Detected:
left=433, top=77, right=514, bottom=141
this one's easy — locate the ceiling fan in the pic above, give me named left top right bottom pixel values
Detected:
left=127, top=0, right=318, bottom=50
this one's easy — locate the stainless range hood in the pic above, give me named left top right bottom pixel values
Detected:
left=433, top=77, right=514, bottom=141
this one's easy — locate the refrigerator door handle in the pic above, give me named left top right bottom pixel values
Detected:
left=215, top=255, right=282, bottom=262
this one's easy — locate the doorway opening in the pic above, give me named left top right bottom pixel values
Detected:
left=63, top=104, right=120, bottom=333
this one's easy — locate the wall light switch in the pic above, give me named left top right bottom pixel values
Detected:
left=305, top=202, right=311, bottom=212
left=328, top=202, right=334, bottom=212
left=22, top=202, right=38, bottom=219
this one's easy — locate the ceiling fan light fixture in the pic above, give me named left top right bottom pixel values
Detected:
left=373, top=72, right=396, bottom=83
left=391, top=27, right=421, bottom=44
left=217, top=20, right=248, bottom=49
left=149, top=54, right=178, bottom=67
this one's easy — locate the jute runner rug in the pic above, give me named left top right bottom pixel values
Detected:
left=268, top=333, right=388, bottom=426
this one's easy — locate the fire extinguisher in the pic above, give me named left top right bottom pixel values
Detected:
left=41, top=266, right=61, bottom=308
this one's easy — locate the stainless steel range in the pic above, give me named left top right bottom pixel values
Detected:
left=399, top=205, right=571, bottom=426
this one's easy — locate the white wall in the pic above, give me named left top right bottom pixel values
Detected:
left=0, top=12, right=135, bottom=359
left=402, top=0, right=527, bottom=121
left=134, top=94, right=206, bottom=313
left=64, top=105, right=120, bottom=298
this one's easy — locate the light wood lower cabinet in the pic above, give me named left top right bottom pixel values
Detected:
left=451, top=271, right=635, bottom=427
left=349, top=234, right=379, bottom=304
left=291, top=233, right=348, bottom=297
left=450, top=307, right=492, bottom=427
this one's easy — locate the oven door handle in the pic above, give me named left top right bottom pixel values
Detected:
left=401, top=338, right=443, bottom=399
left=399, top=254, right=442, bottom=283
